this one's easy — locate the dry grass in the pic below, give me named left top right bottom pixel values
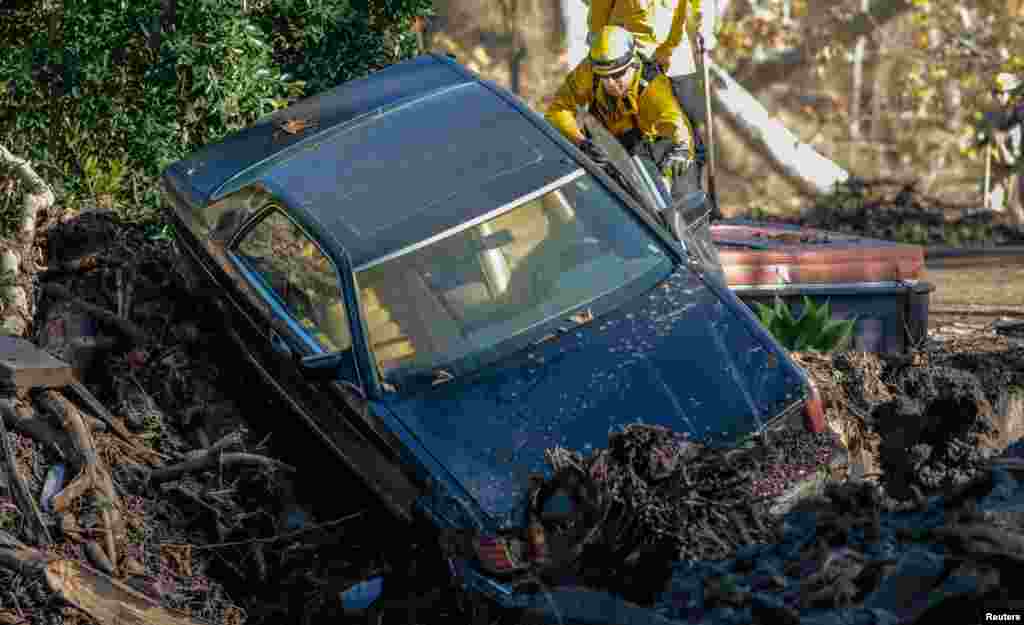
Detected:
left=925, top=264, right=1024, bottom=307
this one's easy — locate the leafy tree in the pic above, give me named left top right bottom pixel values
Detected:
left=0, top=0, right=431, bottom=228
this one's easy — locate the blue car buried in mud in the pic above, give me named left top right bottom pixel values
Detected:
left=161, top=54, right=826, bottom=621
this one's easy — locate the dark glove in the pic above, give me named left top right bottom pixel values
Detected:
left=659, top=143, right=694, bottom=180
left=579, top=139, right=610, bottom=167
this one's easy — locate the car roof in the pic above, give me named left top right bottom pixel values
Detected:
left=163, top=54, right=579, bottom=268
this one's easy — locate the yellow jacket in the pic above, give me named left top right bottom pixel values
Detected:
left=545, top=59, right=694, bottom=157
left=588, top=0, right=687, bottom=63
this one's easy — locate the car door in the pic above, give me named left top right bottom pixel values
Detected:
left=226, top=206, right=421, bottom=521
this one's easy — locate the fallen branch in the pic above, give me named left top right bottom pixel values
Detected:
left=148, top=451, right=295, bottom=486
left=0, top=142, right=55, bottom=241
left=41, top=284, right=150, bottom=347
left=36, top=390, right=124, bottom=575
left=0, top=531, right=204, bottom=625
left=65, top=380, right=165, bottom=465
left=0, top=403, right=52, bottom=545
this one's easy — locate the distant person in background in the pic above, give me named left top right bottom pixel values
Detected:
left=979, top=73, right=1024, bottom=226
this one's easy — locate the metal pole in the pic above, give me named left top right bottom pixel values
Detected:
left=984, top=142, right=993, bottom=210
left=697, top=32, right=721, bottom=221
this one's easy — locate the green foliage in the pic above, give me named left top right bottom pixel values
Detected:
left=0, top=0, right=431, bottom=234
left=252, top=0, right=432, bottom=97
left=754, top=295, right=856, bottom=353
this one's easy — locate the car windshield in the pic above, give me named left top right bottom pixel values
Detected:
left=355, top=172, right=674, bottom=387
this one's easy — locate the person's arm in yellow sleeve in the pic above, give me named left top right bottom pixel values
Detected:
left=647, top=78, right=694, bottom=157
left=588, top=0, right=614, bottom=43
left=545, top=63, right=596, bottom=146
left=654, top=1, right=688, bottom=71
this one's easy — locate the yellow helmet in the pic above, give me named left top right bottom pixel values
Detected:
left=589, top=26, right=637, bottom=77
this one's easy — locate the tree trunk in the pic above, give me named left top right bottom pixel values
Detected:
left=870, top=30, right=891, bottom=179
left=849, top=0, right=869, bottom=167
left=708, top=60, right=849, bottom=197
left=736, top=0, right=915, bottom=94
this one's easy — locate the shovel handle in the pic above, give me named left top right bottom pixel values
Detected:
left=696, top=33, right=721, bottom=221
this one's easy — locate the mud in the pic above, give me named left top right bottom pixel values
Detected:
left=531, top=424, right=848, bottom=608
left=792, top=325, right=1024, bottom=507
left=873, top=366, right=997, bottom=499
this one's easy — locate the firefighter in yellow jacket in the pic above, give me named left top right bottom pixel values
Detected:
left=546, top=25, right=697, bottom=195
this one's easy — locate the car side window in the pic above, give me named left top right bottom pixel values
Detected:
left=235, top=209, right=352, bottom=353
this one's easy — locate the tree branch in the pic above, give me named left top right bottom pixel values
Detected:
left=35, top=390, right=124, bottom=575
left=735, top=0, right=915, bottom=93
left=148, top=451, right=295, bottom=486
left=0, top=142, right=55, bottom=242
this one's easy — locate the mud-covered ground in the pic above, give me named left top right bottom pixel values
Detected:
left=2, top=211, right=1024, bottom=624
left=773, top=179, right=1024, bottom=248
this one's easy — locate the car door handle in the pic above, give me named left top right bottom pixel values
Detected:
left=269, top=329, right=293, bottom=358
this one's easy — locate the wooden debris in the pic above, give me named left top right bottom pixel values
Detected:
left=65, top=380, right=164, bottom=465
left=84, top=540, right=115, bottom=576
left=0, top=336, right=74, bottom=391
left=37, top=390, right=124, bottom=575
left=0, top=530, right=204, bottom=625
left=42, top=284, right=151, bottom=347
left=0, top=403, right=52, bottom=545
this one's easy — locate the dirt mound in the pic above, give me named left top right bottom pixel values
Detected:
left=530, top=424, right=845, bottom=607
left=539, top=425, right=779, bottom=567
left=793, top=325, right=1024, bottom=506
left=873, top=366, right=997, bottom=499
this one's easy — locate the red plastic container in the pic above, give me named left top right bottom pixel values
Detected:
left=711, top=221, right=934, bottom=355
